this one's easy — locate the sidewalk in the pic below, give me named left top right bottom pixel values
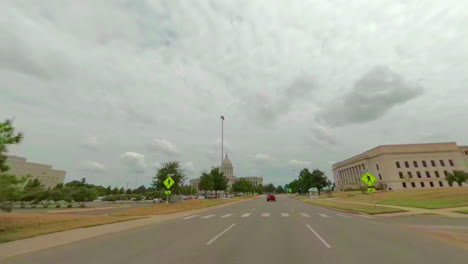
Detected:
left=0, top=198, right=255, bottom=260
left=332, top=199, right=468, bottom=218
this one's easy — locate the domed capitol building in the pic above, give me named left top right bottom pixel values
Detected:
left=190, top=154, right=263, bottom=190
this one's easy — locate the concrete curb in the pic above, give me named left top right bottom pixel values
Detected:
left=0, top=197, right=257, bottom=260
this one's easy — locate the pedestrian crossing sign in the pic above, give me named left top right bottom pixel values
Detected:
left=367, top=188, right=376, bottom=193
left=360, top=172, right=376, bottom=186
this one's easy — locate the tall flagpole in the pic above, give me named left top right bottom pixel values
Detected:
left=220, top=116, right=224, bottom=168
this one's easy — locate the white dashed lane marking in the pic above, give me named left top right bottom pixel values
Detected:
left=221, top=214, right=232, bottom=218
left=318, top=213, right=330, bottom=218
left=281, top=213, right=289, bottom=217
left=300, top=213, right=310, bottom=217
left=201, top=214, right=216, bottom=219
left=358, top=215, right=374, bottom=219
left=182, top=215, right=198, bottom=220
left=261, top=213, right=270, bottom=217
left=337, top=214, right=352, bottom=218
left=241, top=213, right=251, bottom=218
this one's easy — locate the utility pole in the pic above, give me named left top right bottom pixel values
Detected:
left=220, top=115, right=224, bottom=168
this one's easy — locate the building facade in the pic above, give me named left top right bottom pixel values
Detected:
left=332, top=142, right=468, bottom=191
left=190, top=154, right=264, bottom=190
left=4, top=155, right=66, bottom=189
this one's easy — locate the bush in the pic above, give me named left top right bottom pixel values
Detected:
left=67, top=203, right=73, bottom=208
left=31, top=204, right=37, bottom=208
left=343, top=187, right=359, bottom=192
left=55, top=203, right=61, bottom=208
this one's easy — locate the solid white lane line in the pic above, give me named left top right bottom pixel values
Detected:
left=306, top=224, right=332, bottom=249
left=359, top=215, right=374, bottom=219
left=201, top=214, right=216, bottom=219
left=337, top=214, right=352, bottom=218
left=206, top=224, right=236, bottom=245
left=182, top=215, right=198, bottom=220
left=241, top=213, right=251, bottom=217
left=300, top=213, right=310, bottom=217
left=281, top=213, right=289, bottom=217
left=221, top=214, right=232, bottom=218
left=318, top=213, right=330, bottom=218
left=261, top=213, right=270, bottom=217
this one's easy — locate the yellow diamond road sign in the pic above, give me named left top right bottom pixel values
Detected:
left=367, top=187, right=376, bottom=193
left=164, top=190, right=171, bottom=195
left=360, top=172, right=377, bottom=186
left=163, top=176, right=175, bottom=189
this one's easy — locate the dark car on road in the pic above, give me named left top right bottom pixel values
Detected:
left=266, top=193, right=276, bottom=202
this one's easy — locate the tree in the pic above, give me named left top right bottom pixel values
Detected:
left=0, top=174, right=24, bottom=212
left=310, top=169, right=331, bottom=195
left=134, top=185, right=147, bottom=194
left=211, top=167, right=228, bottom=198
left=0, top=119, right=23, bottom=173
left=112, top=187, right=119, bottom=194
left=276, top=185, right=285, bottom=193
left=232, top=179, right=254, bottom=194
left=255, top=184, right=264, bottom=194
left=199, top=171, right=214, bottom=195
left=264, top=183, right=276, bottom=193
left=105, top=185, right=112, bottom=195
left=152, top=161, right=186, bottom=192
left=446, top=171, right=468, bottom=187
left=70, top=187, right=96, bottom=207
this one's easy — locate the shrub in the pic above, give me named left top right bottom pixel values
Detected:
left=67, top=203, right=73, bottom=208
left=55, top=203, right=61, bottom=208
left=31, top=204, right=37, bottom=208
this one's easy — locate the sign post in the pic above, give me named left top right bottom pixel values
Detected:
left=163, top=175, right=175, bottom=204
left=360, top=171, right=377, bottom=209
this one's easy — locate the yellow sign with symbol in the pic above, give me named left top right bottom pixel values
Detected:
left=367, top=187, right=376, bottom=193
left=360, top=172, right=377, bottom=186
left=164, top=190, right=171, bottom=195
left=163, top=176, right=175, bottom=189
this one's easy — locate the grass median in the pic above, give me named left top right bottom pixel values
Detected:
left=294, top=196, right=406, bottom=215
left=0, top=214, right=143, bottom=243
left=115, top=196, right=254, bottom=216
left=456, top=210, right=468, bottom=214
left=323, top=187, right=468, bottom=209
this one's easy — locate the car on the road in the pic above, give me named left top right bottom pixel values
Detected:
left=266, top=193, right=276, bottom=202
left=196, top=195, right=205, bottom=199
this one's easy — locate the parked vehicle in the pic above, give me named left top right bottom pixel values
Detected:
left=196, top=195, right=205, bottom=199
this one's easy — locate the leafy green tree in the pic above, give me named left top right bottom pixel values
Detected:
left=0, top=119, right=23, bottom=173
left=111, top=187, right=119, bottom=194
left=310, top=169, right=331, bottom=195
left=276, top=185, right=285, bottom=193
left=180, top=185, right=197, bottom=195
left=134, top=185, right=147, bottom=194
left=105, top=185, right=112, bottom=195
left=264, top=183, right=276, bottom=193
left=255, top=184, right=264, bottom=194
left=70, top=187, right=96, bottom=207
left=152, top=161, right=186, bottom=192
left=232, top=179, right=254, bottom=194
left=65, top=178, right=87, bottom=188
left=49, top=188, right=66, bottom=207
left=446, top=171, right=468, bottom=187
left=199, top=171, right=214, bottom=195
left=211, top=167, right=228, bottom=197
left=0, top=174, right=24, bottom=212
left=119, top=187, right=125, bottom=194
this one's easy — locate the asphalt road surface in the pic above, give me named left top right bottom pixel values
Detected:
left=5, top=196, right=467, bottom=264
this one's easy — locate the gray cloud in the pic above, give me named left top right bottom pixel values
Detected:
left=311, top=125, right=339, bottom=145
left=82, top=160, right=106, bottom=173
left=317, top=66, right=424, bottom=127
left=148, top=139, right=180, bottom=156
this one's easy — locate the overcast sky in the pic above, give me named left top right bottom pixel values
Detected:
left=2, top=0, right=467, bottom=188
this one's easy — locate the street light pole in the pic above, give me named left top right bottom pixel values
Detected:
left=220, top=116, right=224, bottom=168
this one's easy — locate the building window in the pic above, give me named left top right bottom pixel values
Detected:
left=425, top=171, right=431, bottom=178
left=411, top=182, right=416, bottom=188
left=416, top=171, right=421, bottom=178
left=398, top=172, right=403, bottom=179
left=402, top=182, right=407, bottom=188
left=449, top=160, right=454, bottom=166
left=429, top=182, right=434, bottom=187
left=413, top=161, right=418, bottom=167
left=465, top=151, right=468, bottom=155
left=376, top=164, right=380, bottom=170
left=422, top=160, right=427, bottom=167
left=440, top=160, right=445, bottom=166
left=431, top=160, right=436, bottom=167
left=435, top=171, right=440, bottom=178
left=404, top=161, right=409, bottom=168
left=379, top=174, right=382, bottom=180
left=396, top=161, right=401, bottom=168
left=408, top=172, right=413, bottom=178
left=443, top=170, right=448, bottom=176
left=420, top=182, right=425, bottom=187
left=362, top=164, right=365, bottom=169
left=439, top=181, right=443, bottom=187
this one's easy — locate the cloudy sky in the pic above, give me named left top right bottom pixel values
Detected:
left=2, top=0, right=467, bottom=188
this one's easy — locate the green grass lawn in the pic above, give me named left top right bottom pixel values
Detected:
left=455, top=210, right=468, bottom=214
left=294, top=196, right=405, bottom=215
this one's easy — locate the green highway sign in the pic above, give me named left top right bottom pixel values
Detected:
left=367, top=187, right=376, bottom=193
left=163, top=176, right=175, bottom=189
left=360, top=172, right=377, bottom=186
left=164, top=190, right=171, bottom=195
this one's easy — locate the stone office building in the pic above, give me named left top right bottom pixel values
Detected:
left=3, top=155, right=66, bottom=189
left=332, top=142, right=468, bottom=191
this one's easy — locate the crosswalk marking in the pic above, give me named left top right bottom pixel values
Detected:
left=182, top=215, right=198, bottom=220
left=358, top=215, right=374, bottom=219
left=201, top=214, right=216, bottom=219
left=281, top=213, right=289, bottom=217
left=221, top=214, right=232, bottom=218
left=241, top=213, right=251, bottom=218
left=300, top=213, right=310, bottom=217
left=318, top=213, right=330, bottom=218
left=261, top=213, right=270, bottom=217
left=337, top=214, right=352, bottom=218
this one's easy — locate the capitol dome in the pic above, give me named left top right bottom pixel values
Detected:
left=221, top=153, right=234, bottom=178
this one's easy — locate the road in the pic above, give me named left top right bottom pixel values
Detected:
left=5, top=195, right=467, bottom=264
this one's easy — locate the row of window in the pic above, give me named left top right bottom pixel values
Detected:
left=396, top=159, right=454, bottom=169
left=402, top=181, right=444, bottom=188
left=398, top=170, right=449, bottom=179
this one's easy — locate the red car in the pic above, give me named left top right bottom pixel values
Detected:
left=266, top=193, right=276, bottom=202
